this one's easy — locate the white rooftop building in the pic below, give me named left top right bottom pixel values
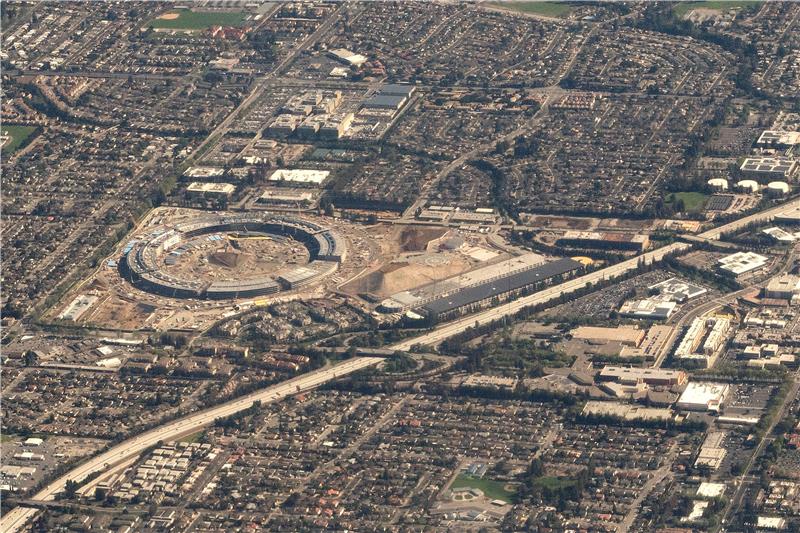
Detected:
left=756, top=130, right=800, bottom=148
left=677, top=382, right=730, bottom=412
left=763, top=227, right=800, bottom=243
left=618, top=299, right=677, bottom=320
left=649, top=277, right=708, bottom=302
left=327, top=48, right=368, bottom=67
left=269, top=169, right=330, bottom=186
left=765, top=274, right=800, bottom=302
left=718, top=251, right=768, bottom=277
left=186, top=182, right=236, bottom=198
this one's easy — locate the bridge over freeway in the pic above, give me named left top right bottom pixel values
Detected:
left=0, top=357, right=383, bottom=533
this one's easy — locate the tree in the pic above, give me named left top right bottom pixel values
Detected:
left=23, top=350, right=39, bottom=367
left=64, top=479, right=79, bottom=499
left=527, top=457, right=544, bottom=477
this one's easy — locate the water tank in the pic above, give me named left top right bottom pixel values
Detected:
left=767, top=181, right=790, bottom=197
left=707, top=178, right=728, bottom=191
left=736, top=179, right=760, bottom=193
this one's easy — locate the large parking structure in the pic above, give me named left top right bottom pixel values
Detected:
left=120, top=214, right=345, bottom=300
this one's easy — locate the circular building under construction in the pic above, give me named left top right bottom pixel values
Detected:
left=120, top=213, right=346, bottom=300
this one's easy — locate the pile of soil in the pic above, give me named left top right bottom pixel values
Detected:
left=398, top=227, right=447, bottom=252
left=209, top=251, right=243, bottom=268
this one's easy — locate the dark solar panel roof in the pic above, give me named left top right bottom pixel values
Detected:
left=380, top=83, right=415, bottom=97
left=420, top=258, right=582, bottom=316
left=363, top=94, right=407, bottom=108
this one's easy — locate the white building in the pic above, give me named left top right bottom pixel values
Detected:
left=740, top=156, right=797, bottom=181
left=618, top=299, right=677, bottom=320
left=675, top=317, right=730, bottom=368
left=268, top=169, right=330, bottom=186
left=327, top=48, right=368, bottom=67
left=718, top=251, right=768, bottom=277
left=186, top=182, right=236, bottom=199
left=677, top=382, right=730, bottom=412
left=765, top=274, right=800, bottom=302
left=763, top=227, right=800, bottom=243
left=756, top=130, right=800, bottom=149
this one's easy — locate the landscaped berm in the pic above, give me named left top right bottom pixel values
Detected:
left=148, top=9, right=247, bottom=30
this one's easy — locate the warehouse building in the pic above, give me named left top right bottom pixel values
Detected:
left=380, top=253, right=547, bottom=312
left=361, top=83, right=415, bottom=111
left=762, top=227, right=800, bottom=243
left=257, top=189, right=316, bottom=207
left=677, top=382, right=730, bottom=412
left=571, top=326, right=645, bottom=347
left=618, top=299, right=677, bottom=320
left=775, top=205, right=800, bottom=225
left=268, top=169, right=330, bottom=187
left=327, top=48, right=368, bottom=68
left=755, top=130, right=800, bottom=149
left=718, top=251, right=769, bottom=278
left=598, top=366, right=688, bottom=387
left=739, top=156, right=797, bottom=181
left=186, top=182, right=236, bottom=199
left=764, top=274, right=800, bottom=302
left=418, top=257, right=582, bottom=321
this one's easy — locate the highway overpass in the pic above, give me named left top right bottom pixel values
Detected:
left=389, top=242, right=691, bottom=350
left=0, top=357, right=382, bottom=533
left=390, top=197, right=800, bottom=351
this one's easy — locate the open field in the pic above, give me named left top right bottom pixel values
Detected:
left=450, top=473, right=517, bottom=502
left=673, top=1, right=762, bottom=17
left=666, top=191, right=709, bottom=213
left=2, top=126, right=37, bottom=155
left=178, top=431, right=204, bottom=443
left=148, top=9, right=247, bottom=30
left=487, top=1, right=574, bottom=18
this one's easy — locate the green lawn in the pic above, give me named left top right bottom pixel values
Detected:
left=1, top=433, right=17, bottom=443
left=148, top=9, right=247, bottom=30
left=2, top=125, right=37, bottom=155
left=450, top=473, right=517, bottom=503
left=178, top=431, right=204, bottom=443
left=665, top=191, right=709, bottom=213
left=673, top=1, right=762, bottom=18
left=488, top=2, right=574, bottom=18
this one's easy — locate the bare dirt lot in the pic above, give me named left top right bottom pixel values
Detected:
left=345, top=254, right=470, bottom=297
left=87, top=296, right=157, bottom=330
left=397, top=226, right=448, bottom=252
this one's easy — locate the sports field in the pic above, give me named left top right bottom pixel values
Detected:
left=487, top=2, right=574, bottom=18
left=148, top=9, right=247, bottom=30
left=449, top=473, right=517, bottom=502
left=665, top=191, right=709, bottom=213
left=673, top=1, right=761, bottom=17
left=2, top=125, right=37, bottom=155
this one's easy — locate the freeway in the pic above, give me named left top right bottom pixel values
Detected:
left=0, top=357, right=382, bottom=533
left=697, top=197, right=800, bottom=240
left=390, top=197, right=800, bottom=351
left=389, top=242, right=691, bottom=351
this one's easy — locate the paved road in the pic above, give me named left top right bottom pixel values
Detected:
left=714, top=368, right=800, bottom=533
left=389, top=242, right=691, bottom=350
left=187, top=3, right=348, bottom=163
left=390, top=197, right=800, bottom=351
left=0, top=357, right=382, bottom=533
left=697, top=197, right=800, bottom=240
